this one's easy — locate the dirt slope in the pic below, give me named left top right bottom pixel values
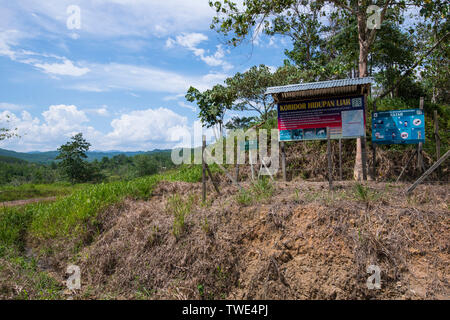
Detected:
left=63, top=179, right=449, bottom=300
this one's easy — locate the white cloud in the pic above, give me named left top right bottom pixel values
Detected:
left=0, top=105, right=99, bottom=151
left=7, top=0, right=216, bottom=38
left=0, top=102, right=27, bottom=111
left=85, top=106, right=110, bottom=116
left=0, top=104, right=195, bottom=152
left=102, top=107, right=191, bottom=150
left=34, top=59, right=90, bottom=77
left=173, top=32, right=208, bottom=48
left=68, top=62, right=229, bottom=94
left=167, top=32, right=233, bottom=71
left=177, top=101, right=197, bottom=112
left=0, top=30, right=90, bottom=78
left=163, top=93, right=185, bottom=101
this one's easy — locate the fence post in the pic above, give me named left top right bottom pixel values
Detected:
left=327, top=127, right=333, bottom=190
left=202, top=135, right=206, bottom=203
left=281, top=141, right=287, bottom=181
left=339, top=138, right=343, bottom=181
left=417, top=97, right=424, bottom=172
left=434, top=109, right=441, bottom=177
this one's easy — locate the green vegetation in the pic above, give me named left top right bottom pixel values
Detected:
left=56, top=133, right=100, bottom=184
left=0, top=137, right=176, bottom=199
left=236, top=177, right=274, bottom=206
left=166, top=194, right=195, bottom=239
left=0, top=182, right=84, bottom=202
left=0, top=165, right=208, bottom=254
left=0, top=250, right=64, bottom=300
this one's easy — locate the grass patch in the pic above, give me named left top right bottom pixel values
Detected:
left=236, top=177, right=274, bottom=206
left=165, top=164, right=220, bottom=183
left=0, top=182, right=85, bottom=202
left=0, top=249, right=64, bottom=300
left=0, top=206, right=34, bottom=254
left=166, top=194, right=195, bottom=239
left=353, top=183, right=380, bottom=205
left=29, top=175, right=163, bottom=240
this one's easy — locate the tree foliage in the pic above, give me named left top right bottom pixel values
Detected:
left=56, top=133, right=97, bottom=183
left=186, top=84, right=235, bottom=137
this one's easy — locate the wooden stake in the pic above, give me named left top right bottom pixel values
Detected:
left=434, top=110, right=441, bottom=176
left=396, top=149, right=416, bottom=183
left=206, top=163, right=221, bottom=195
left=434, top=110, right=440, bottom=160
left=202, top=135, right=206, bottom=202
left=339, top=138, right=342, bottom=181
left=406, top=150, right=450, bottom=194
left=281, top=141, right=287, bottom=181
left=361, top=136, right=368, bottom=181
left=203, top=147, right=242, bottom=189
left=327, top=127, right=333, bottom=190
left=417, top=97, right=424, bottom=172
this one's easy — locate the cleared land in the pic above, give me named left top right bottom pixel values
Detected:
left=0, top=170, right=448, bottom=300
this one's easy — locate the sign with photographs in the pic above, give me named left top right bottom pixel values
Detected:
left=372, top=109, right=425, bottom=144
left=278, top=95, right=365, bottom=141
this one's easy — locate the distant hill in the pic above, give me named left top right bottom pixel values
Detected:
left=0, top=148, right=171, bottom=164
left=0, top=155, right=28, bottom=164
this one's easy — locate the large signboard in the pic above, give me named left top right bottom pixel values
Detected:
left=372, top=109, right=425, bottom=144
left=278, top=95, right=365, bottom=141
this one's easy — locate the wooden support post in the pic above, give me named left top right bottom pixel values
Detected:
left=396, top=149, right=416, bottom=183
left=434, top=110, right=441, bottom=177
left=235, top=163, right=239, bottom=183
left=434, top=110, right=440, bottom=160
left=202, top=135, right=206, bottom=202
left=361, top=135, right=368, bottom=181
left=203, top=147, right=242, bottom=189
left=281, top=141, right=287, bottom=181
left=417, top=97, right=424, bottom=172
left=339, top=139, right=343, bottom=181
left=372, top=102, right=377, bottom=180
left=406, top=150, right=450, bottom=194
left=327, top=127, right=333, bottom=190
left=206, top=163, right=221, bottom=195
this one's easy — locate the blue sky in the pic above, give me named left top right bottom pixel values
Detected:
left=0, top=0, right=288, bottom=152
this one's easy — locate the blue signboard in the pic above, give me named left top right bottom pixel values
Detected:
left=372, top=109, right=425, bottom=144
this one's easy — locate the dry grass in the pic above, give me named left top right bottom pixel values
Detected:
left=2, top=178, right=449, bottom=300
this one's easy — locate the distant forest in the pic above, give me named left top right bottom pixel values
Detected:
left=0, top=150, right=175, bottom=185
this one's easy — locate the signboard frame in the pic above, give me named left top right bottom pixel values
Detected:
left=371, top=109, right=425, bottom=145
left=277, top=95, right=366, bottom=142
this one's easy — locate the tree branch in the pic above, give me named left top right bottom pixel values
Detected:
left=377, top=31, right=450, bottom=100
left=328, top=0, right=356, bottom=15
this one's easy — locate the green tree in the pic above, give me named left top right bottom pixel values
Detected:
left=208, top=0, right=447, bottom=180
left=186, top=84, right=235, bottom=138
left=135, top=155, right=158, bottom=177
left=56, top=133, right=92, bottom=183
left=225, top=63, right=304, bottom=123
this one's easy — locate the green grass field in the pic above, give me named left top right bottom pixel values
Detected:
left=0, top=164, right=221, bottom=299
left=0, top=164, right=217, bottom=250
left=0, top=182, right=85, bottom=202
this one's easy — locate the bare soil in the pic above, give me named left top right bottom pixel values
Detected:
left=0, top=196, right=57, bottom=207
left=31, top=178, right=448, bottom=300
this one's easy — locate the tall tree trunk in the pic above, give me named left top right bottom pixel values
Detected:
left=354, top=9, right=369, bottom=181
